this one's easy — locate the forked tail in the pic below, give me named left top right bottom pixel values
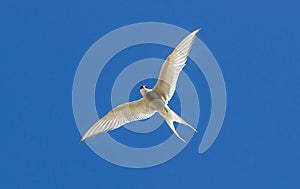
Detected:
left=162, top=108, right=197, bottom=143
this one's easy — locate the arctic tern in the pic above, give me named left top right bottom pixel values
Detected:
left=81, top=28, right=201, bottom=143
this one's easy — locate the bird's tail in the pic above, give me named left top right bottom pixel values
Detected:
left=163, top=108, right=197, bottom=143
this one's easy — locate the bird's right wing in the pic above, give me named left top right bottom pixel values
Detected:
left=153, top=28, right=200, bottom=102
left=81, top=98, right=155, bottom=142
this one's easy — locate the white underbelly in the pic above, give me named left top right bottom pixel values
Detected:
left=145, top=91, right=166, bottom=112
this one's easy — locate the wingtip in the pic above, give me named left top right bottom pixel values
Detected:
left=193, top=28, right=202, bottom=35
left=80, top=138, right=85, bottom=143
left=193, top=128, right=198, bottom=133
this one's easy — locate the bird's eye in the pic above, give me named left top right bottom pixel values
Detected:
left=140, top=86, right=144, bottom=89
left=145, top=86, right=148, bottom=89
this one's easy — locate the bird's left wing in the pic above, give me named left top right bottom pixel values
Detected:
left=80, top=98, right=155, bottom=142
left=153, top=28, right=200, bottom=102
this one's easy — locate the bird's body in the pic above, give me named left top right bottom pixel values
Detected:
left=80, top=28, right=201, bottom=143
left=142, top=89, right=166, bottom=113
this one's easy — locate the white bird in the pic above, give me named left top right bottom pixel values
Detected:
left=81, top=28, right=201, bottom=143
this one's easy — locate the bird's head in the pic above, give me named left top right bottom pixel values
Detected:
left=139, top=85, right=150, bottom=96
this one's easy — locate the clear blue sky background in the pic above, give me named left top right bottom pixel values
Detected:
left=1, top=0, right=299, bottom=188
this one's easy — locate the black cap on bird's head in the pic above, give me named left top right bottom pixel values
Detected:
left=140, top=85, right=148, bottom=89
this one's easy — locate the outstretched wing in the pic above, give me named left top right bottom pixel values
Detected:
left=153, top=28, right=201, bottom=102
left=80, top=98, right=155, bottom=142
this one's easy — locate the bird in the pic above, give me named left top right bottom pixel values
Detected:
left=80, top=28, right=201, bottom=143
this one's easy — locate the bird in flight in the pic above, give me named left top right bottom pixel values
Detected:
left=81, top=28, right=201, bottom=143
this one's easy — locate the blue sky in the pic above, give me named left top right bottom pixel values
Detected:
left=1, top=0, right=299, bottom=188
